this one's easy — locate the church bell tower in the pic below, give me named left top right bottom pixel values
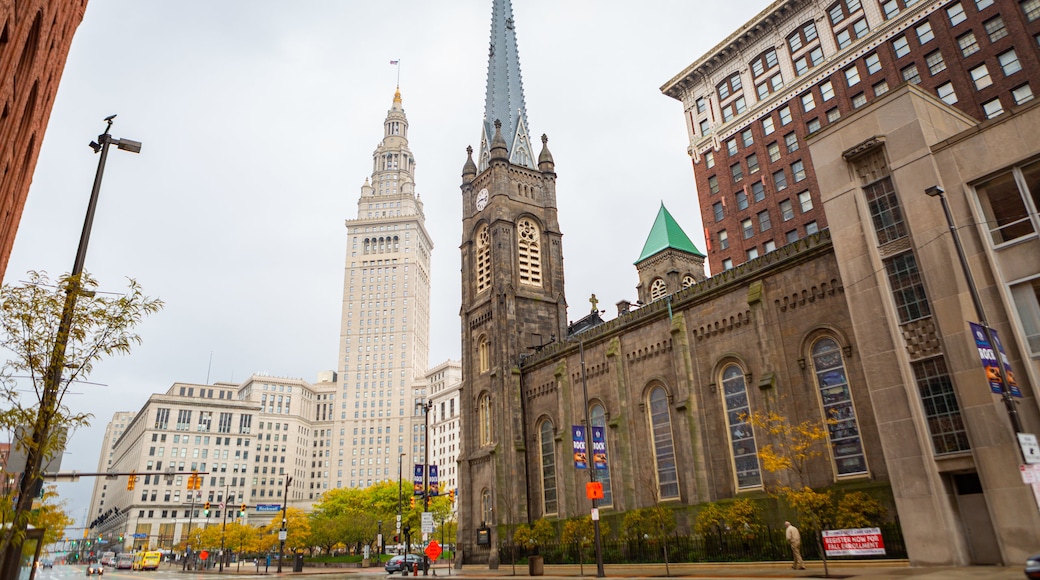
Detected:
left=457, top=0, right=568, bottom=563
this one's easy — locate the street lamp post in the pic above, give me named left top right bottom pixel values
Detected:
left=277, top=476, right=293, bottom=573
left=378, top=520, right=383, bottom=562
left=925, top=186, right=1025, bottom=445
left=416, top=400, right=433, bottom=576
left=574, top=336, right=605, bottom=578
left=182, top=491, right=201, bottom=571
left=218, top=485, right=230, bottom=573
left=398, top=452, right=406, bottom=544
left=0, top=116, right=141, bottom=577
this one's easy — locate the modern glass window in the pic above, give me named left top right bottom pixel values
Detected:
left=539, top=419, right=558, bottom=514
left=713, top=202, right=725, bottom=222
left=781, top=199, right=795, bottom=221
left=985, top=16, right=1008, bottom=42
left=590, top=404, right=613, bottom=506
left=785, top=132, right=799, bottom=152
left=648, top=386, right=680, bottom=499
left=947, top=2, right=967, bottom=25
left=798, top=191, right=813, bottom=212
left=912, top=357, right=971, bottom=454
left=982, top=98, right=1005, bottom=118
left=916, top=21, right=934, bottom=44
left=845, top=66, right=861, bottom=86
left=999, top=49, right=1022, bottom=76
left=971, top=64, right=992, bottom=89
left=812, top=337, right=867, bottom=475
left=709, top=175, right=720, bottom=194
left=885, top=252, right=931, bottom=322
left=1013, top=84, right=1036, bottom=105
left=768, top=142, right=781, bottom=163
left=864, top=176, right=907, bottom=244
left=517, top=218, right=542, bottom=286
left=973, top=161, right=1039, bottom=245
left=1010, top=276, right=1040, bottom=355
left=721, top=365, right=761, bottom=489
left=865, top=53, right=882, bottom=74
left=893, top=36, right=910, bottom=58
left=958, top=32, right=980, bottom=56
left=937, top=82, right=958, bottom=105
left=476, top=223, right=491, bottom=293
left=926, top=51, right=946, bottom=75
left=774, top=169, right=788, bottom=191
left=758, top=210, right=772, bottom=231
left=478, top=393, right=492, bottom=446
left=742, top=218, right=754, bottom=239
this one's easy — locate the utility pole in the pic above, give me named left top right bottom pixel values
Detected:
left=218, top=484, right=229, bottom=573
left=0, top=117, right=141, bottom=577
left=183, top=490, right=200, bottom=570
left=277, top=476, right=293, bottom=573
left=577, top=338, right=605, bottom=577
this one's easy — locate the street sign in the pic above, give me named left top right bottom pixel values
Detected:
left=421, top=512, right=434, bottom=534
left=586, top=482, right=604, bottom=500
left=425, top=540, right=442, bottom=561
left=1019, top=433, right=1040, bottom=464
left=256, top=504, right=282, bottom=513
left=278, top=530, right=287, bottom=541
left=1020, top=464, right=1040, bottom=484
left=132, top=533, right=147, bottom=539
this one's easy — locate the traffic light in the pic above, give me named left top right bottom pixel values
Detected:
left=409, top=496, right=416, bottom=509
left=448, top=488, right=455, bottom=503
left=239, top=503, right=246, bottom=517
left=127, top=473, right=136, bottom=490
left=203, top=501, right=211, bottom=516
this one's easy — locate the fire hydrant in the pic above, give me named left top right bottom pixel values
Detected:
left=413, top=562, right=419, bottom=576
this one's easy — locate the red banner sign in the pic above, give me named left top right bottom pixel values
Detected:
left=822, top=528, right=885, bottom=556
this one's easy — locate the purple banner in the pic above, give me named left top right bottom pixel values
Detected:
left=970, top=322, right=1022, bottom=398
left=572, top=426, right=588, bottom=469
left=429, top=465, right=440, bottom=496
left=591, top=426, right=608, bottom=470
left=413, top=464, right=424, bottom=495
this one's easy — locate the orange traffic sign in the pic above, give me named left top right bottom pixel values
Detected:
left=586, top=482, right=604, bottom=500
left=424, top=540, right=442, bottom=560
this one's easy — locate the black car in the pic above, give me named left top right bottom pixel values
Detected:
left=1026, top=553, right=1040, bottom=579
left=384, top=554, right=428, bottom=574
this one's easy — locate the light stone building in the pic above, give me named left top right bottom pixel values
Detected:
left=427, top=360, right=462, bottom=501
left=336, top=89, right=434, bottom=490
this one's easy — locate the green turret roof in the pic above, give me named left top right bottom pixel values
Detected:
left=635, top=204, right=705, bottom=264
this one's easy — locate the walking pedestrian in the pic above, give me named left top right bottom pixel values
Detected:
left=785, top=521, right=805, bottom=570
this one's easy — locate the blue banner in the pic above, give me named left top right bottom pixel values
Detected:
left=970, top=322, right=1022, bottom=398
left=413, top=464, right=424, bottom=494
left=429, top=465, right=439, bottom=496
left=591, top=426, right=608, bottom=470
left=572, top=426, right=588, bottom=469
left=255, top=504, right=281, bottom=513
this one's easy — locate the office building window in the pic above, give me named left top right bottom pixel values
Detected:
left=1010, top=277, right=1040, bottom=355
left=884, top=252, right=931, bottom=322
left=763, top=116, right=776, bottom=135
left=752, top=180, right=766, bottom=202
left=713, top=202, right=725, bottom=222
left=747, top=247, right=760, bottom=260
left=1023, top=0, right=1040, bottom=21
left=947, top=2, right=967, bottom=25
left=792, top=160, right=807, bottom=182
left=893, top=36, right=910, bottom=58
left=872, top=81, right=889, bottom=97
left=806, top=221, right=819, bottom=234
left=709, top=175, right=720, bottom=194
left=1013, top=84, right=1035, bottom=104
left=916, top=21, right=934, bottom=44
left=972, top=160, right=1039, bottom=245
left=971, top=64, right=992, bottom=89
left=780, top=199, right=795, bottom=221
left=985, top=16, right=1008, bottom=42
left=845, top=66, right=861, bottom=86
left=742, top=218, right=754, bottom=239
left=747, top=153, right=760, bottom=174
left=705, top=150, right=715, bottom=168
left=865, top=53, right=882, bottom=74
left=982, top=98, right=1005, bottom=118
left=779, top=106, right=793, bottom=125
left=798, top=191, right=813, bottom=212
left=937, top=82, right=958, bottom=105
left=785, top=132, right=799, bottom=152
left=999, top=49, right=1022, bottom=76
left=912, top=357, right=970, bottom=454
left=958, top=32, right=980, bottom=56
left=719, top=229, right=729, bottom=250
left=774, top=169, right=788, bottom=191
left=758, top=210, right=772, bottom=231
left=902, top=64, right=921, bottom=85
left=926, top=51, right=946, bottom=75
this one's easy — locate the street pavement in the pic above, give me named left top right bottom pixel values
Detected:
left=32, top=560, right=1028, bottom=579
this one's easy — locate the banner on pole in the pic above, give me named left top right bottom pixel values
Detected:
left=970, top=322, right=1022, bottom=397
left=413, top=464, right=424, bottom=494
left=572, top=426, right=588, bottom=469
left=822, top=528, right=885, bottom=556
left=591, top=426, right=608, bottom=469
left=429, top=465, right=440, bottom=496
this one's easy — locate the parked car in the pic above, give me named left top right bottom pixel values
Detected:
left=86, top=561, right=104, bottom=576
left=1026, top=553, right=1040, bottom=580
left=384, top=554, right=428, bottom=573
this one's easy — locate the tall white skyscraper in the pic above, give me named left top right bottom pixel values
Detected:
left=336, top=89, right=433, bottom=489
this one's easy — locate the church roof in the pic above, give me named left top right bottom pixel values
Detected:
left=636, top=204, right=705, bottom=264
left=480, top=0, right=535, bottom=170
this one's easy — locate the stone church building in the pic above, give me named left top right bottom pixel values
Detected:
left=457, top=0, right=1040, bottom=569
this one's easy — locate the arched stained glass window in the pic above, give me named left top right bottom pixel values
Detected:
left=476, top=224, right=491, bottom=293
left=721, top=365, right=761, bottom=488
left=648, top=387, right=680, bottom=499
left=812, top=337, right=867, bottom=475
left=517, top=218, right=542, bottom=286
left=478, top=393, right=492, bottom=446
left=590, top=404, right=613, bottom=507
left=540, top=419, right=558, bottom=514
left=650, top=278, right=668, bottom=301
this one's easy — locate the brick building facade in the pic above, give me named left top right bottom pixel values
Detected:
left=661, top=0, right=1040, bottom=273
left=0, top=0, right=89, bottom=275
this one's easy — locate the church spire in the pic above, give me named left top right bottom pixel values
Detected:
left=479, top=0, right=535, bottom=171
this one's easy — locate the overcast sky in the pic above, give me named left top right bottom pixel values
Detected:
left=4, top=0, right=773, bottom=527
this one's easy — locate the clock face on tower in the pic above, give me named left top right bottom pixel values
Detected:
left=476, top=188, right=489, bottom=211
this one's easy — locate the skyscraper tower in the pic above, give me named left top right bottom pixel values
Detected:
left=457, top=0, right=567, bottom=564
left=337, top=89, right=433, bottom=490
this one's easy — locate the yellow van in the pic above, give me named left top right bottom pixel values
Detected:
left=132, top=551, right=162, bottom=570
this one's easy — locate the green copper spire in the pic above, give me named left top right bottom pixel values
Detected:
left=636, top=204, right=705, bottom=264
